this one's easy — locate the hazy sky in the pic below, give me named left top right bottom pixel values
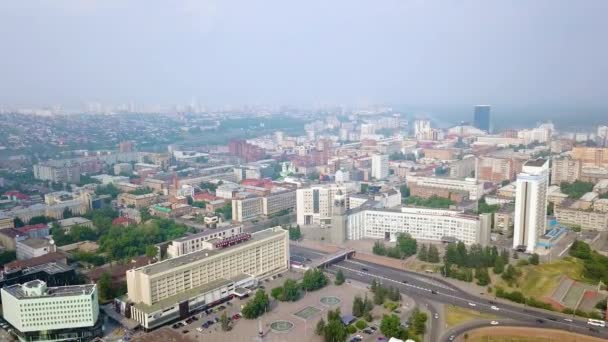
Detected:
left=1, top=0, right=607, bottom=109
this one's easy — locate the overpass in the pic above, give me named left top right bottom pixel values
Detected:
left=312, top=249, right=356, bottom=268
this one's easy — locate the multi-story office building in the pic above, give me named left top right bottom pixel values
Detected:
left=165, top=226, right=243, bottom=259
left=261, top=189, right=296, bottom=216
left=555, top=203, right=608, bottom=231
left=231, top=196, right=263, bottom=222
left=33, top=163, right=81, bottom=184
left=338, top=206, right=490, bottom=246
left=296, top=183, right=356, bottom=226
left=550, top=157, right=582, bottom=185
left=371, top=154, right=389, bottom=180
left=1, top=280, right=101, bottom=341
left=513, top=159, right=549, bottom=253
left=123, top=227, right=289, bottom=329
left=406, top=175, right=484, bottom=200
left=473, top=105, right=491, bottom=132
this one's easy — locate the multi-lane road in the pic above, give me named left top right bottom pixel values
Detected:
left=290, top=245, right=608, bottom=340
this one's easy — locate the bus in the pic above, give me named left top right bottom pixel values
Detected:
left=587, top=319, right=606, bottom=327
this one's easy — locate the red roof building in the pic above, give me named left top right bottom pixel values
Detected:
left=4, top=191, right=29, bottom=201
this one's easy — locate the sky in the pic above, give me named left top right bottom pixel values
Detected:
left=1, top=0, right=607, bottom=112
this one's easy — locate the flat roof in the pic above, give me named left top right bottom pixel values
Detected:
left=133, top=228, right=284, bottom=276
left=3, top=282, right=95, bottom=299
left=172, top=226, right=241, bottom=243
left=19, top=238, right=52, bottom=249
left=132, top=278, right=233, bottom=314
left=525, top=158, right=547, bottom=167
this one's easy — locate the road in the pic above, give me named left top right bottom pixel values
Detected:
left=290, top=245, right=608, bottom=340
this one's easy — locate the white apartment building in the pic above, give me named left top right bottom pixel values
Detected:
left=371, top=154, right=389, bottom=180
left=16, top=238, right=56, bottom=260
left=165, top=225, right=243, bottom=258
left=414, top=119, right=432, bottom=140
left=513, top=159, right=550, bottom=253
left=296, top=183, right=356, bottom=226
left=1, top=280, right=101, bottom=341
left=33, top=163, right=81, bottom=184
left=343, top=207, right=491, bottom=246
left=232, top=190, right=296, bottom=222
left=124, top=227, right=289, bottom=329
left=406, top=175, right=484, bottom=200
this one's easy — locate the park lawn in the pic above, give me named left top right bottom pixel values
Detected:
left=492, top=257, right=585, bottom=298
left=445, top=306, right=497, bottom=328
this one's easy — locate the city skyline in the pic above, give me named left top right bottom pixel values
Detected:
left=1, top=1, right=607, bottom=110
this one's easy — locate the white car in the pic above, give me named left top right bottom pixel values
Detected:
left=491, top=306, right=499, bottom=311
left=490, top=321, right=499, bottom=325
left=468, top=302, right=476, bottom=307
left=434, top=313, right=439, bottom=319
left=196, top=327, right=203, bottom=332
left=564, top=318, right=573, bottom=322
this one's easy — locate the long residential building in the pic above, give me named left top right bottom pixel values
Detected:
left=1, top=280, right=101, bottom=341
left=406, top=175, right=484, bottom=200
left=555, top=204, right=608, bottom=231
left=33, top=163, right=81, bottom=184
left=122, top=227, right=289, bottom=330
left=232, top=189, right=296, bottom=222
left=337, top=206, right=491, bottom=246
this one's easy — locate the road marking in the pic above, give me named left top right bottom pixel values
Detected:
left=331, top=265, right=599, bottom=336
left=559, top=242, right=573, bottom=257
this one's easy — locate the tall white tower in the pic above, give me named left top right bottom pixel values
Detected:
left=513, top=159, right=550, bottom=253
left=371, top=154, right=389, bottom=180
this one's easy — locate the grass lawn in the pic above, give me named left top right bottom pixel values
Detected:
left=491, top=257, right=585, bottom=298
left=467, top=336, right=564, bottom=342
left=445, top=306, right=497, bottom=328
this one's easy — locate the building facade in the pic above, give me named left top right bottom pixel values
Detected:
left=551, top=157, right=581, bottom=185
left=165, top=226, right=244, bottom=259
left=371, top=154, right=389, bottom=180
left=513, top=159, right=549, bottom=253
left=406, top=175, right=484, bottom=200
left=473, top=105, right=491, bottom=132
left=342, top=207, right=490, bottom=246
left=1, top=280, right=101, bottom=341
left=124, top=227, right=289, bottom=329
left=296, top=184, right=355, bottom=226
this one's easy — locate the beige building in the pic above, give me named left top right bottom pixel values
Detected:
left=117, top=193, right=159, bottom=209
left=551, top=157, right=581, bottom=185
left=124, top=227, right=289, bottom=329
left=555, top=204, right=608, bottom=231
left=262, top=190, right=296, bottom=216
left=406, top=175, right=484, bottom=200
left=231, top=196, right=263, bottom=222
left=571, top=147, right=608, bottom=167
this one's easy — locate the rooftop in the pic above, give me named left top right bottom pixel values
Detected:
left=57, top=217, right=92, bottom=227
left=18, top=237, right=52, bottom=249
left=3, top=281, right=95, bottom=299
left=131, top=227, right=284, bottom=276
left=524, top=158, right=548, bottom=167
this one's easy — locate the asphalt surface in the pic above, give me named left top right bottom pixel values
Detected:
left=290, top=245, right=608, bottom=340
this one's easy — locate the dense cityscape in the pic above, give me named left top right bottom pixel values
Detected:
left=1, top=1, right=608, bottom=342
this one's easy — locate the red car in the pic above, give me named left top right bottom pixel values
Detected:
left=232, top=314, right=241, bottom=320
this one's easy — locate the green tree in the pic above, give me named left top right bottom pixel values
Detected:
left=28, top=215, right=51, bottom=225
left=335, top=269, right=345, bottom=285
left=220, top=312, right=231, bottom=331
left=145, top=245, right=158, bottom=259
left=352, top=295, right=364, bottom=317
left=400, top=185, right=410, bottom=198
left=529, top=253, right=540, bottom=265
left=242, top=289, right=270, bottom=319
left=501, top=264, right=518, bottom=284
left=427, top=245, right=440, bottom=263
left=373, top=241, right=387, bottom=256
left=301, top=269, right=328, bottom=291
left=315, top=318, right=326, bottom=335
left=0, top=251, right=17, bottom=266
left=282, top=279, right=300, bottom=301
left=417, top=244, right=428, bottom=262
left=396, top=233, right=417, bottom=257
left=323, top=309, right=348, bottom=342
left=271, top=286, right=284, bottom=300
left=97, top=272, right=114, bottom=301
left=475, top=268, right=491, bottom=286
left=410, top=309, right=428, bottom=335
left=380, top=314, right=404, bottom=339
left=493, top=257, right=505, bottom=274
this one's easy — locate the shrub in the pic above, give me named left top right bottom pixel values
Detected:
left=516, top=260, right=530, bottom=266
left=383, top=301, right=399, bottom=312
left=347, top=325, right=357, bottom=334
left=355, top=320, right=367, bottom=330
